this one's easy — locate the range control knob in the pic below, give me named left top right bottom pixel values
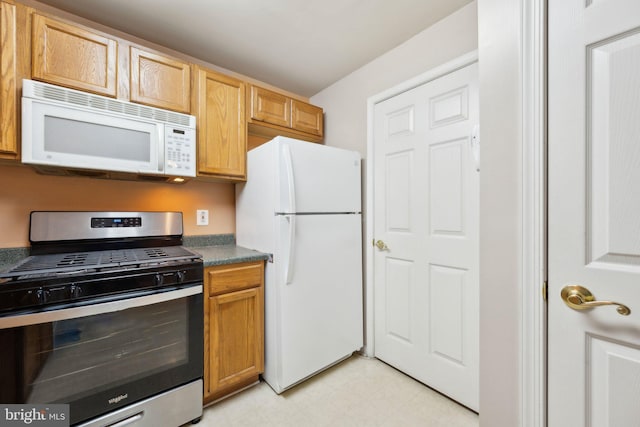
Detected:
left=35, top=288, right=48, bottom=304
left=70, top=284, right=83, bottom=299
left=154, top=273, right=164, bottom=287
left=176, top=271, right=186, bottom=283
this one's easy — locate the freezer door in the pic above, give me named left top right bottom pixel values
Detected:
left=276, top=138, right=361, bottom=214
left=274, top=213, right=363, bottom=390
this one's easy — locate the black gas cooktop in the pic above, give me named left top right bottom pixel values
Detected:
left=0, top=211, right=203, bottom=315
left=2, top=245, right=200, bottom=279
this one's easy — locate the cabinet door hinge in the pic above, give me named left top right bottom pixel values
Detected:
left=542, top=281, right=547, bottom=302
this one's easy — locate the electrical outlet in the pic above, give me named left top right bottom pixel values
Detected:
left=196, top=209, right=209, bottom=226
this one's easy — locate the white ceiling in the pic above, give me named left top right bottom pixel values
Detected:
left=35, top=0, right=473, bottom=97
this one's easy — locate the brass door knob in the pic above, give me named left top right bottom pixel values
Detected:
left=375, top=240, right=389, bottom=251
left=561, top=285, right=631, bottom=316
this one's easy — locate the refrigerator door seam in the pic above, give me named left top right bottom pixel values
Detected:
left=275, top=212, right=362, bottom=215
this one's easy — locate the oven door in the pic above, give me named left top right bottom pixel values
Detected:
left=0, top=285, right=203, bottom=426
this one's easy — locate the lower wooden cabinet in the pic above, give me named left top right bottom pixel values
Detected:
left=203, top=261, right=264, bottom=404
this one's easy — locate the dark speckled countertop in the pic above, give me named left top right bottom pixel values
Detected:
left=188, top=245, right=270, bottom=267
left=183, top=234, right=270, bottom=267
left=0, top=234, right=270, bottom=273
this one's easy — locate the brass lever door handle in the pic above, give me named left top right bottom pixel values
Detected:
left=561, top=285, right=631, bottom=316
left=375, top=240, right=389, bottom=251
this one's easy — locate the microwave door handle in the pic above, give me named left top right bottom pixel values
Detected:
left=158, top=127, right=165, bottom=172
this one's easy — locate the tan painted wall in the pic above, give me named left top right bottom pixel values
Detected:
left=0, top=165, right=235, bottom=248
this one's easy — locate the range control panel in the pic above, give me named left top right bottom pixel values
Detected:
left=91, top=217, right=142, bottom=228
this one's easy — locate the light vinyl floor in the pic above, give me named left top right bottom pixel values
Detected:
left=198, top=355, right=479, bottom=427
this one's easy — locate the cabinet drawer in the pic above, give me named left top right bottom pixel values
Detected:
left=207, top=262, right=263, bottom=296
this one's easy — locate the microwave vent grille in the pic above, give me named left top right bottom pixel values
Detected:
left=32, top=81, right=192, bottom=127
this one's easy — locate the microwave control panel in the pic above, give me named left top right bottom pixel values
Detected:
left=165, top=127, right=196, bottom=177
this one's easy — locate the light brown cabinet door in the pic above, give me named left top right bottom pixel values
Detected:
left=31, top=14, right=117, bottom=97
left=208, top=286, right=264, bottom=398
left=130, top=46, right=190, bottom=113
left=203, top=261, right=264, bottom=403
left=195, top=67, right=246, bottom=180
left=0, top=1, right=16, bottom=157
left=247, top=84, right=324, bottom=144
left=250, top=85, right=290, bottom=127
left=291, top=99, right=323, bottom=137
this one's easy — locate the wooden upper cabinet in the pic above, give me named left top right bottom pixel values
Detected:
left=31, top=13, right=117, bottom=97
left=0, top=1, right=17, bottom=158
left=291, top=99, right=323, bottom=136
left=130, top=46, right=191, bottom=113
left=194, top=66, right=246, bottom=181
left=248, top=84, right=323, bottom=143
left=250, top=85, right=290, bottom=127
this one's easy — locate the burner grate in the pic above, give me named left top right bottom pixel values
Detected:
left=58, top=253, right=90, bottom=266
left=0, top=246, right=199, bottom=279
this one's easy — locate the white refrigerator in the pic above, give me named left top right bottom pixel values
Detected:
left=236, top=136, right=363, bottom=394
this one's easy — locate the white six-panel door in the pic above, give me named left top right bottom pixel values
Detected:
left=549, top=0, right=640, bottom=425
left=373, top=62, right=479, bottom=411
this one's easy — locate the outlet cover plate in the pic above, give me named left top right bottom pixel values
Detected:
left=196, top=209, right=209, bottom=226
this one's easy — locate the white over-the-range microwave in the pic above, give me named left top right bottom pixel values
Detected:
left=21, top=79, right=196, bottom=182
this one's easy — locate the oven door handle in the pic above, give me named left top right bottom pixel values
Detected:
left=0, top=285, right=202, bottom=329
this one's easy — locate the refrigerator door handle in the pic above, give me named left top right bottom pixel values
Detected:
left=282, top=143, right=297, bottom=213
left=284, top=214, right=296, bottom=285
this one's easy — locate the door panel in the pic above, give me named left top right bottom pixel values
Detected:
left=588, top=31, right=640, bottom=267
left=588, top=336, right=640, bottom=426
left=430, top=138, right=465, bottom=235
left=429, top=86, right=468, bottom=128
left=385, top=257, right=413, bottom=342
left=549, top=0, right=640, bottom=425
left=429, top=264, right=465, bottom=364
left=386, top=150, right=413, bottom=231
left=373, top=62, right=479, bottom=411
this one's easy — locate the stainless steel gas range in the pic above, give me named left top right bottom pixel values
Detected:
left=0, top=211, right=204, bottom=426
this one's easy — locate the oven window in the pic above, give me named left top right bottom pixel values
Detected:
left=30, top=298, right=187, bottom=402
left=0, top=292, right=203, bottom=424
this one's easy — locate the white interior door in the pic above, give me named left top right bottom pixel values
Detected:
left=372, top=62, right=479, bottom=411
left=549, top=0, right=640, bottom=425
